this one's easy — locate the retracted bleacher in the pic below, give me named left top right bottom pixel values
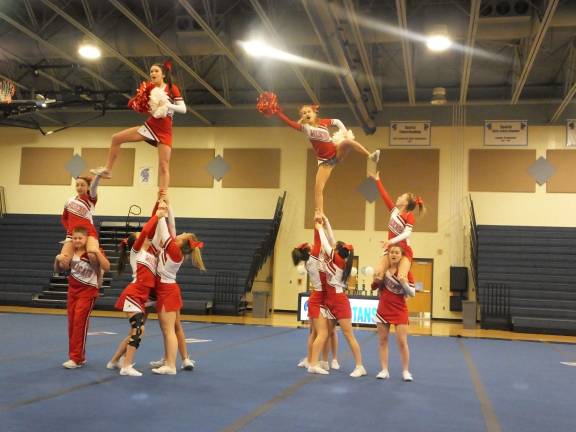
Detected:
left=0, top=192, right=285, bottom=316
left=477, top=225, right=576, bottom=335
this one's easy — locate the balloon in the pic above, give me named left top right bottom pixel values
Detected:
left=296, top=263, right=307, bottom=275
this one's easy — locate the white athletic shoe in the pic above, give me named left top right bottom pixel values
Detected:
left=402, top=370, right=413, bottom=382
left=330, top=359, right=340, bottom=370
left=62, top=359, right=83, bottom=369
left=106, top=360, right=120, bottom=370
left=307, top=365, right=329, bottom=375
left=297, top=358, right=309, bottom=368
left=319, top=360, right=330, bottom=371
left=149, top=358, right=165, bottom=368
left=181, top=358, right=195, bottom=371
left=152, top=365, right=177, bottom=375
left=120, top=365, right=142, bottom=377
left=89, top=167, right=112, bottom=179
left=369, top=150, right=381, bottom=163
left=376, top=369, right=390, bottom=379
left=350, top=365, right=367, bottom=378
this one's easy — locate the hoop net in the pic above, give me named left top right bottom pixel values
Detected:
left=0, top=80, right=16, bottom=104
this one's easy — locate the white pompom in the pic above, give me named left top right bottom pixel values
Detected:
left=149, top=87, right=169, bottom=118
left=296, top=263, right=307, bottom=275
left=350, top=267, right=358, bottom=277
left=361, top=266, right=374, bottom=277
left=331, top=129, right=355, bottom=145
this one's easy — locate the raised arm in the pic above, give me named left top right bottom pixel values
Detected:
left=374, top=178, right=394, bottom=211
left=311, top=227, right=321, bottom=257
left=167, top=204, right=176, bottom=238
left=322, top=216, right=336, bottom=247
left=89, top=175, right=101, bottom=199
left=133, top=215, right=159, bottom=252
left=317, top=223, right=333, bottom=256
left=276, top=111, right=303, bottom=131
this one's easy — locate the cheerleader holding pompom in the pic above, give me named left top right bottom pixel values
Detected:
left=369, top=171, right=425, bottom=286
left=90, top=61, right=186, bottom=196
left=257, top=92, right=380, bottom=221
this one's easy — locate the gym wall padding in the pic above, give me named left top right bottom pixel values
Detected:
left=80, top=148, right=135, bottom=186
left=221, top=149, right=281, bottom=188
left=374, top=149, right=439, bottom=232
left=19, top=147, right=73, bottom=185
left=545, top=149, right=576, bottom=193
left=468, top=149, right=535, bottom=193
left=305, top=150, right=366, bottom=230
left=170, top=149, right=215, bottom=188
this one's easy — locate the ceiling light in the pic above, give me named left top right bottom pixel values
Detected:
left=78, top=43, right=101, bottom=60
left=426, top=25, right=452, bottom=52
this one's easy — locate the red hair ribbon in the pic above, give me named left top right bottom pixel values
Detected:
left=188, top=239, right=204, bottom=249
left=257, top=92, right=280, bottom=117
left=163, top=60, right=173, bottom=72
left=342, top=243, right=353, bottom=251
left=296, top=242, right=310, bottom=250
left=415, top=196, right=424, bottom=206
left=119, top=238, right=129, bottom=249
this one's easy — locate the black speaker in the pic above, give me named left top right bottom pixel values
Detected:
left=450, top=295, right=463, bottom=312
left=450, top=267, right=468, bottom=292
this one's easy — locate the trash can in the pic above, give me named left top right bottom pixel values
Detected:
left=462, top=300, right=477, bottom=329
left=252, top=290, right=271, bottom=318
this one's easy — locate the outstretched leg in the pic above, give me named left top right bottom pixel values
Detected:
left=157, top=143, right=172, bottom=194
left=92, top=126, right=144, bottom=177
left=336, top=139, right=379, bottom=163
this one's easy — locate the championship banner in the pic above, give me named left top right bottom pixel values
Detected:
left=567, top=120, right=576, bottom=147
left=484, top=120, right=528, bottom=146
left=390, top=121, right=431, bottom=146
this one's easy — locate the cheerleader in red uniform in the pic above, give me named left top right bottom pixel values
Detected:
left=292, top=228, right=339, bottom=372
left=370, top=171, right=425, bottom=285
left=372, top=245, right=415, bottom=381
left=90, top=61, right=186, bottom=195
left=150, top=201, right=206, bottom=375
left=56, top=175, right=101, bottom=271
left=257, top=93, right=380, bottom=221
left=55, top=226, right=110, bottom=369
left=112, top=211, right=161, bottom=377
left=311, top=218, right=366, bottom=378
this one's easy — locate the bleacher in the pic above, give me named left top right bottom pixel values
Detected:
left=475, top=224, right=576, bottom=335
left=0, top=192, right=285, bottom=315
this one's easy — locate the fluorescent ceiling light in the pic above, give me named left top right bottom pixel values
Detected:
left=426, top=34, right=452, bottom=52
left=78, top=43, right=101, bottom=60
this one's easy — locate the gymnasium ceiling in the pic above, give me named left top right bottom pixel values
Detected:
left=1, top=0, right=576, bottom=133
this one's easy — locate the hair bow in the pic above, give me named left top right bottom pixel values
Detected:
left=188, top=239, right=204, bottom=249
left=296, top=242, right=310, bottom=250
left=163, top=59, right=173, bottom=72
left=118, top=238, right=129, bottom=249
left=341, top=243, right=353, bottom=251
left=414, top=196, right=424, bottom=206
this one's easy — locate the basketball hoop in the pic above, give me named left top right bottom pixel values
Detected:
left=0, top=80, right=16, bottom=104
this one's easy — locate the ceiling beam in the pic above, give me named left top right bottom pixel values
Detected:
left=343, top=0, right=383, bottom=111
left=511, top=0, right=560, bottom=104
left=301, top=0, right=375, bottom=133
left=459, top=0, right=481, bottom=104
left=23, top=0, right=39, bottom=30
left=0, top=9, right=124, bottom=96
left=248, top=0, right=319, bottom=104
left=177, top=0, right=265, bottom=94
left=108, top=0, right=231, bottom=108
left=551, top=40, right=576, bottom=122
left=395, top=0, right=415, bottom=105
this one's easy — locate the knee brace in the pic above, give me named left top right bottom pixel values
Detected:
left=128, top=313, right=144, bottom=349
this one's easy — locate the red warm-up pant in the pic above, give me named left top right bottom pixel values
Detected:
left=67, top=289, right=97, bottom=363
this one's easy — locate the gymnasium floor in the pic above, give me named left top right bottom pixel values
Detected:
left=1, top=310, right=575, bottom=432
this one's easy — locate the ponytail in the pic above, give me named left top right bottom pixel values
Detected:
left=292, top=243, right=311, bottom=266
left=336, top=241, right=354, bottom=283
left=117, top=234, right=137, bottom=275
left=406, top=193, right=426, bottom=216
left=180, top=233, right=206, bottom=272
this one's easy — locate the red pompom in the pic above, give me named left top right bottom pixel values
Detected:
left=257, top=91, right=280, bottom=117
left=128, top=81, right=154, bottom=114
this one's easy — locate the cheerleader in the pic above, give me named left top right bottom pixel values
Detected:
left=90, top=61, right=186, bottom=195
left=150, top=201, right=206, bottom=375
left=257, top=93, right=380, bottom=221
left=372, top=245, right=415, bottom=381
left=112, top=211, right=160, bottom=377
left=56, top=175, right=101, bottom=271
left=55, top=226, right=110, bottom=369
left=292, top=230, right=339, bottom=372
left=370, top=171, right=425, bottom=285
left=315, top=218, right=366, bottom=378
